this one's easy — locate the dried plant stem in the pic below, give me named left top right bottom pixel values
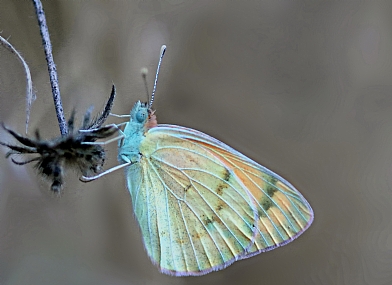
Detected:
left=0, top=35, right=35, bottom=134
left=32, top=0, right=67, bottom=135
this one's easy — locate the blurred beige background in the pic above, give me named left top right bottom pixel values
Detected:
left=1, top=1, right=392, bottom=284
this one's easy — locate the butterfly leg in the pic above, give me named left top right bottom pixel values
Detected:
left=79, top=122, right=127, bottom=134
left=82, top=134, right=125, bottom=146
left=109, top=113, right=131, bottom=118
left=80, top=161, right=133, bottom=182
left=81, top=124, right=125, bottom=146
left=115, top=122, right=128, bottom=127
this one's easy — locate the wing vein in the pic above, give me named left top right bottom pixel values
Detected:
left=147, top=158, right=176, bottom=271
left=178, top=201, right=202, bottom=271
left=153, top=160, right=255, bottom=226
left=144, top=166, right=154, bottom=260
left=150, top=159, right=227, bottom=266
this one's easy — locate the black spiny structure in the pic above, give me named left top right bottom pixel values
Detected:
left=0, top=85, right=118, bottom=193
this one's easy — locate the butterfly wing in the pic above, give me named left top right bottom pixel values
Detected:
left=153, top=125, right=314, bottom=258
left=128, top=124, right=313, bottom=276
left=127, top=128, right=258, bottom=276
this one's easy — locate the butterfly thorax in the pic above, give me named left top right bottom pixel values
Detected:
left=118, top=101, right=155, bottom=164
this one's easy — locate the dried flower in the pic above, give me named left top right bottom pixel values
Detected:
left=0, top=85, right=118, bottom=193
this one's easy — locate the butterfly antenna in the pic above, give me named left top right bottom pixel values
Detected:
left=141, top=68, right=150, bottom=104
left=149, top=45, right=166, bottom=108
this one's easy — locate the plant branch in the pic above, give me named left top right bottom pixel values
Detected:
left=32, top=0, right=67, bottom=135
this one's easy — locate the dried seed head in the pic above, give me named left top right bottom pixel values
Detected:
left=0, top=85, right=118, bottom=193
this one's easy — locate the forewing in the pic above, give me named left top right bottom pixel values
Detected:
left=150, top=125, right=314, bottom=259
left=130, top=128, right=259, bottom=276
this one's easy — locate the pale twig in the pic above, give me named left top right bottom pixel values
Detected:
left=0, top=35, right=35, bottom=134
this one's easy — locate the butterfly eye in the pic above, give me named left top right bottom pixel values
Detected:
left=136, top=110, right=147, bottom=123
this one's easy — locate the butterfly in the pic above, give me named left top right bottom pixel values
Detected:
left=84, top=46, right=314, bottom=276
left=0, top=85, right=118, bottom=193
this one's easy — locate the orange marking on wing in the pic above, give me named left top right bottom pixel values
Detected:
left=186, top=141, right=263, bottom=191
left=256, top=215, right=280, bottom=245
left=273, top=191, right=304, bottom=228
left=183, top=137, right=312, bottom=252
left=266, top=207, right=290, bottom=239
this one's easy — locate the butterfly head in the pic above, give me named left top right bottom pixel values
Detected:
left=130, top=101, right=157, bottom=131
